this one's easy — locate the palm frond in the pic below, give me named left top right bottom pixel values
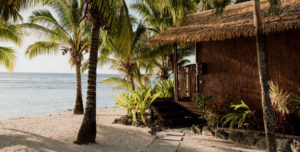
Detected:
left=0, top=46, right=16, bottom=71
left=25, top=41, right=60, bottom=59
left=101, top=77, right=131, bottom=90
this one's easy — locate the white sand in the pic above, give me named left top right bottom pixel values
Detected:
left=0, top=109, right=263, bottom=152
left=0, top=109, right=153, bottom=152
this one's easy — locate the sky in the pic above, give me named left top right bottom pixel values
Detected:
left=0, top=0, right=140, bottom=74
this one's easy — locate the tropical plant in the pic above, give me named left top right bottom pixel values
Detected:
left=192, top=93, right=222, bottom=127
left=192, top=93, right=212, bottom=112
left=133, top=87, right=161, bottom=123
left=291, top=88, right=300, bottom=117
left=153, top=78, right=175, bottom=98
left=23, top=0, right=91, bottom=115
left=222, top=100, right=253, bottom=130
left=114, top=91, right=136, bottom=116
left=0, top=0, right=55, bottom=21
left=0, top=21, right=21, bottom=71
left=101, top=22, right=151, bottom=91
left=114, top=87, right=161, bottom=124
left=75, top=0, right=132, bottom=144
left=132, top=0, right=196, bottom=80
left=269, top=81, right=290, bottom=115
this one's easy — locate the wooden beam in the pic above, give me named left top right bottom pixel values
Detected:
left=195, top=42, right=201, bottom=94
left=174, top=43, right=179, bottom=102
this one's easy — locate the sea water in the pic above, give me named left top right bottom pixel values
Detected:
left=0, top=72, right=120, bottom=118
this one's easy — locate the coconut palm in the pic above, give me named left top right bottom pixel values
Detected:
left=252, top=0, right=280, bottom=151
left=101, top=23, right=150, bottom=91
left=75, top=0, right=132, bottom=144
left=0, top=21, right=21, bottom=71
left=132, top=0, right=195, bottom=80
left=0, top=0, right=48, bottom=21
left=23, top=0, right=91, bottom=114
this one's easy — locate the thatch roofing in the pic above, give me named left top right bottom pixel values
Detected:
left=149, top=0, right=300, bottom=46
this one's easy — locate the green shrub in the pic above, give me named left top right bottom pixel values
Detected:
left=153, top=78, right=174, bottom=98
left=114, top=86, right=161, bottom=123
left=269, top=81, right=290, bottom=115
left=192, top=93, right=216, bottom=126
left=291, top=88, right=300, bottom=117
left=114, top=91, right=136, bottom=116
left=192, top=93, right=212, bottom=112
left=222, top=100, right=253, bottom=130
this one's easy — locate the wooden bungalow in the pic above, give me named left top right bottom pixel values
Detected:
left=150, top=0, right=300, bottom=116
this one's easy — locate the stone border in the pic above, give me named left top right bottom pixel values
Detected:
left=191, top=125, right=300, bottom=152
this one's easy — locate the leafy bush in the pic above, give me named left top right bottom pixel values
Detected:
left=114, top=91, right=136, bottom=116
left=192, top=93, right=218, bottom=126
left=222, top=100, right=253, bottom=130
left=114, top=87, right=161, bottom=123
left=291, top=88, right=300, bottom=117
left=269, top=81, right=290, bottom=115
left=153, top=78, right=174, bottom=98
left=132, top=87, right=161, bottom=123
left=192, top=93, right=212, bottom=114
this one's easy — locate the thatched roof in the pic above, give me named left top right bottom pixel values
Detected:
left=149, top=0, right=300, bottom=46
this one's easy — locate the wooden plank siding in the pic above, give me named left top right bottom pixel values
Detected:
left=179, top=67, right=187, bottom=99
left=197, top=30, right=300, bottom=111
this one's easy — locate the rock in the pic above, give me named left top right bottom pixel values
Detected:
left=216, top=130, right=229, bottom=139
left=291, top=139, right=300, bottom=152
left=191, top=125, right=201, bottom=134
left=276, top=139, right=292, bottom=152
left=228, top=131, right=244, bottom=143
left=242, top=135, right=257, bottom=146
left=202, top=126, right=214, bottom=136
left=256, top=137, right=267, bottom=149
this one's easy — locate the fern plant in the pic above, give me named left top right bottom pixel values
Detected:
left=222, top=100, right=252, bottom=130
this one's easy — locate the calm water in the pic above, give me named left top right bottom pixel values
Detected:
left=0, top=72, right=120, bottom=118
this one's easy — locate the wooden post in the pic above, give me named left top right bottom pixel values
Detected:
left=195, top=42, right=201, bottom=94
left=174, top=43, right=179, bottom=102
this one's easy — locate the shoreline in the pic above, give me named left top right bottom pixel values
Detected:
left=0, top=107, right=122, bottom=120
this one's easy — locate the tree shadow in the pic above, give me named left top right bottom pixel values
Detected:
left=0, top=124, right=154, bottom=152
left=0, top=128, right=80, bottom=152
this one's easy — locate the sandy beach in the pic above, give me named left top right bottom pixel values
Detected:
left=0, top=108, right=263, bottom=152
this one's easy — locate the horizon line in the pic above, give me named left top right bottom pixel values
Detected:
left=0, top=71, right=119, bottom=75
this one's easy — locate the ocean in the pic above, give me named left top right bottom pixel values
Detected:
left=0, top=72, right=120, bottom=118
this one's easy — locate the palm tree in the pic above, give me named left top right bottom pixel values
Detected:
left=23, top=0, right=91, bottom=115
left=101, top=23, right=149, bottom=91
left=132, top=0, right=195, bottom=80
left=0, top=0, right=47, bottom=21
left=253, top=0, right=279, bottom=151
left=0, top=21, right=20, bottom=71
left=75, top=0, right=132, bottom=144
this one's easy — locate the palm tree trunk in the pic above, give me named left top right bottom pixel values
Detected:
left=253, top=0, right=276, bottom=151
left=75, top=24, right=100, bottom=144
left=73, top=61, right=84, bottom=114
left=129, top=72, right=135, bottom=90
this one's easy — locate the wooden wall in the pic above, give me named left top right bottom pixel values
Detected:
left=198, top=30, right=300, bottom=111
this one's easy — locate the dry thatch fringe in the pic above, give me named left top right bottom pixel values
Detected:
left=269, top=81, right=290, bottom=115
left=149, top=0, right=300, bottom=46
